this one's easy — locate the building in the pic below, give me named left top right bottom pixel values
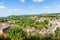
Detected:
left=48, top=19, right=60, bottom=33
left=0, top=23, right=10, bottom=35
left=25, top=27, right=40, bottom=33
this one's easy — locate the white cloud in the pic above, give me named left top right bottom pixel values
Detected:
left=40, top=6, right=51, bottom=13
left=19, top=0, right=25, bottom=3
left=0, top=6, right=6, bottom=9
left=44, top=6, right=50, bottom=9
left=8, top=9, right=20, bottom=12
left=44, top=6, right=50, bottom=10
left=13, top=9, right=19, bottom=11
left=19, top=0, right=44, bottom=3
left=33, top=0, right=44, bottom=2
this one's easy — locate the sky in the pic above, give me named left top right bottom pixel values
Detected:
left=0, top=0, right=60, bottom=17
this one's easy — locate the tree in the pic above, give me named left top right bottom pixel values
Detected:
left=39, top=33, right=44, bottom=40
left=5, top=26, right=26, bottom=40
left=0, top=35, right=3, bottom=40
left=49, top=33, right=55, bottom=40
left=55, top=27, right=60, bottom=40
left=44, top=20, right=49, bottom=25
left=27, top=33, right=44, bottom=40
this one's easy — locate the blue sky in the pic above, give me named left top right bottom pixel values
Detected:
left=0, top=0, right=60, bottom=17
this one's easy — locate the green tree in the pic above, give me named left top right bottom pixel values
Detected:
left=55, top=27, right=60, bottom=40
left=0, top=35, right=3, bottom=40
left=5, top=26, right=26, bottom=40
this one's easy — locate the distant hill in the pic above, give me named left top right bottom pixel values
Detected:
left=0, top=13, right=60, bottom=18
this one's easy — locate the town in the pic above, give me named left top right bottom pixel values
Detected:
left=0, top=13, right=60, bottom=40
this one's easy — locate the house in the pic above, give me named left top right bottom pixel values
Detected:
left=48, top=19, right=60, bottom=33
left=35, top=17, right=46, bottom=22
left=25, top=27, right=35, bottom=32
left=39, top=28, right=49, bottom=35
left=25, top=27, right=40, bottom=33
left=0, top=23, right=10, bottom=35
left=29, top=16, right=37, bottom=19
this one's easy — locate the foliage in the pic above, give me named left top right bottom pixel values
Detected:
left=5, top=26, right=26, bottom=40
left=0, top=13, right=60, bottom=40
left=0, top=35, right=3, bottom=40
left=27, top=33, right=44, bottom=40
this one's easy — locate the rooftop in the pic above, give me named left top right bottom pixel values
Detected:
left=0, top=23, right=10, bottom=30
